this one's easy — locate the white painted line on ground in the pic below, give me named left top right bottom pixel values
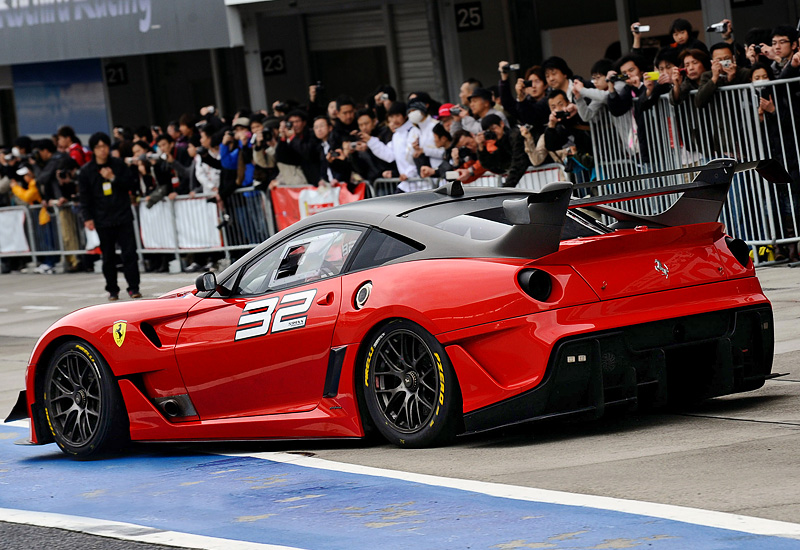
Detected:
left=0, top=508, right=306, bottom=550
left=5, top=419, right=800, bottom=542
left=21, top=306, right=61, bottom=311
left=227, top=450, right=800, bottom=541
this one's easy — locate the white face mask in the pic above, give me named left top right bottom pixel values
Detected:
left=408, top=110, right=425, bottom=125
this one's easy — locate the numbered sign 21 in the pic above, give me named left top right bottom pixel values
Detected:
left=105, top=63, right=129, bottom=87
left=455, top=2, right=483, bottom=32
left=261, top=50, right=287, bottom=76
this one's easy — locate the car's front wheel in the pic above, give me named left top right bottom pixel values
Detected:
left=361, top=320, right=460, bottom=447
left=42, top=340, right=128, bottom=458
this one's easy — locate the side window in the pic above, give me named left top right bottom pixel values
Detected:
left=349, top=230, right=423, bottom=271
left=236, top=227, right=363, bottom=296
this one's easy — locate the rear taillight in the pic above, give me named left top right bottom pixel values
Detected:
left=518, top=269, right=552, bottom=301
left=725, top=237, right=751, bottom=268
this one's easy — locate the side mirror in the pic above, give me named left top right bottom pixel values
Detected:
left=195, top=272, right=217, bottom=293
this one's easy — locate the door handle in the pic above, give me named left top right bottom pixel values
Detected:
left=316, top=292, right=334, bottom=306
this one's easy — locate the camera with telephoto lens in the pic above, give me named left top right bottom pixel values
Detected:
left=500, top=63, right=520, bottom=74
left=707, top=22, right=728, bottom=33
left=483, top=130, right=497, bottom=141
left=556, top=111, right=569, bottom=121
left=609, top=73, right=629, bottom=82
left=449, top=105, right=462, bottom=116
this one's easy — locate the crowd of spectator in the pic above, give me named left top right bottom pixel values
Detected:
left=3, top=14, right=800, bottom=275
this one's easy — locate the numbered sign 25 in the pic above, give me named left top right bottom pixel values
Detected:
left=261, top=50, right=287, bottom=76
left=455, top=2, right=483, bottom=32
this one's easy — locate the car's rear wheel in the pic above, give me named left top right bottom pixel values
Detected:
left=361, top=320, right=460, bottom=447
left=42, top=340, right=128, bottom=458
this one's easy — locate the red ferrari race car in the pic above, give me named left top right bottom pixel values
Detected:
left=5, top=159, right=786, bottom=457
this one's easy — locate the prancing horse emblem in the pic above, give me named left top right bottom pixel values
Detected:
left=113, top=320, right=127, bottom=347
left=654, top=259, right=669, bottom=279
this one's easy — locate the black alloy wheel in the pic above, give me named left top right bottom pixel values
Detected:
left=362, top=320, right=460, bottom=447
left=43, top=341, right=128, bottom=458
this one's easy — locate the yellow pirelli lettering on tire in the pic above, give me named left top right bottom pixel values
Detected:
left=76, top=345, right=94, bottom=364
left=435, top=353, right=445, bottom=406
left=365, top=347, right=375, bottom=387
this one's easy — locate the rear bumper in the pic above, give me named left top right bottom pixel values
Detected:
left=462, top=304, right=774, bottom=434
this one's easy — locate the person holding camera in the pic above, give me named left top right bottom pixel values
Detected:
left=347, top=108, right=395, bottom=183
left=419, top=123, right=454, bottom=179
left=331, top=95, right=359, bottom=143
left=312, top=115, right=352, bottom=187
left=371, top=85, right=396, bottom=125
left=249, top=114, right=278, bottom=191
left=476, top=114, right=529, bottom=188
left=696, top=42, right=751, bottom=108
left=748, top=26, right=799, bottom=79
left=220, top=118, right=255, bottom=189
left=498, top=61, right=549, bottom=132
left=544, top=90, right=592, bottom=171
left=78, top=132, right=139, bottom=300
left=365, top=101, right=423, bottom=189
left=273, top=110, right=320, bottom=188
left=128, top=140, right=172, bottom=208
left=670, top=49, right=711, bottom=105
left=448, top=130, right=487, bottom=183
left=452, top=87, right=508, bottom=135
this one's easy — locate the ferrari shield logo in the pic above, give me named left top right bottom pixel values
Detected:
left=113, top=320, right=127, bottom=347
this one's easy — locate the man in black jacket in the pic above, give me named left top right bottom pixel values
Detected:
left=476, top=114, right=530, bottom=187
left=78, top=132, right=140, bottom=301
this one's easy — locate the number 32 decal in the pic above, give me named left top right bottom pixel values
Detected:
left=235, top=289, right=317, bottom=341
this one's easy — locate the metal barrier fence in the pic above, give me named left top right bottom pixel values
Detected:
left=0, top=187, right=276, bottom=272
left=589, top=77, right=800, bottom=258
left=371, top=177, right=436, bottom=196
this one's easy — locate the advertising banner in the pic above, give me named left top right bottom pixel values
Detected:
left=270, top=183, right=366, bottom=231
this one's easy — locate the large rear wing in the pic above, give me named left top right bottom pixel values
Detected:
left=568, top=158, right=791, bottom=228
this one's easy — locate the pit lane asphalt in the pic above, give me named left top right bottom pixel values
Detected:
left=1, top=268, right=799, bottom=549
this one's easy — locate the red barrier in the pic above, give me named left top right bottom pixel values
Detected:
left=270, top=183, right=366, bottom=231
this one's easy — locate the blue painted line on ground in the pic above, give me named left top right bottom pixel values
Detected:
left=0, top=424, right=798, bottom=550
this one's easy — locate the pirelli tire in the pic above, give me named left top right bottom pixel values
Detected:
left=361, top=319, right=460, bottom=448
left=42, top=340, right=129, bottom=459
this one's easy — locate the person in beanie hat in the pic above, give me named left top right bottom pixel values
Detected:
left=78, top=132, right=140, bottom=300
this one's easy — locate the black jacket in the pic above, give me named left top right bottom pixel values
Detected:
left=78, top=156, right=137, bottom=227
left=276, top=128, right=323, bottom=186
left=477, top=127, right=530, bottom=188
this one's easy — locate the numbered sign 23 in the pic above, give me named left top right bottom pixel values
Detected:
left=261, top=50, right=287, bottom=76
left=455, top=2, right=483, bottom=32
